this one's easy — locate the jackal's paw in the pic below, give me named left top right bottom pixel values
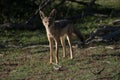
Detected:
left=70, top=57, right=73, bottom=59
left=50, top=61, right=52, bottom=64
left=63, top=55, right=66, bottom=58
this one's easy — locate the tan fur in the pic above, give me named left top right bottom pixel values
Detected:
left=39, top=9, right=84, bottom=64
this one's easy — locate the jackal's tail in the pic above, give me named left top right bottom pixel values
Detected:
left=74, top=29, right=85, bottom=45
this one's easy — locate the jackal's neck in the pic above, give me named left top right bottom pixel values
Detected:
left=44, top=23, right=55, bottom=34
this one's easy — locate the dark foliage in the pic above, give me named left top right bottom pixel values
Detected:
left=0, top=0, right=39, bottom=23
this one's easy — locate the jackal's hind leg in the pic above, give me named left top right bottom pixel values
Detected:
left=67, top=36, right=73, bottom=59
left=55, top=39, right=59, bottom=64
left=60, top=36, right=66, bottom=58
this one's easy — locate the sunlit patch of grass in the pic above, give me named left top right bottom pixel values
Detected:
left=19, top=36, right=40, bottom=45
left=0, top=30, right=48, bottom=46
left=96, top=0, right=120, bottom=9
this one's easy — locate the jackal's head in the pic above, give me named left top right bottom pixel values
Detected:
left=39, top=9, right=57, bottom=27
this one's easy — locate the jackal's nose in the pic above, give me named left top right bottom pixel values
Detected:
left=45, top=21, right=47, bottom=23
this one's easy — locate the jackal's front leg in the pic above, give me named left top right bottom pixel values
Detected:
left=48, top=38, right=54, bottom=64
left=55, top=40, right=59, bottom=64
left=60, top=37, right=66, bottom=58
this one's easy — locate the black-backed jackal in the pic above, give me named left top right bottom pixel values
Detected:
left=39, top=9, right=84, bottom=64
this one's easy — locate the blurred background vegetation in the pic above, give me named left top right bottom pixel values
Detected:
left=0, top=0, right=120, bottom=46
left=0, top=0, right=120, bottom=24
left=0, top=0, right=38, bottom=23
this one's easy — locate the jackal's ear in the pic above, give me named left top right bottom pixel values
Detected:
left=39, top=10, right=45, bottom=19
left=49, top=9, right=57, bottom=18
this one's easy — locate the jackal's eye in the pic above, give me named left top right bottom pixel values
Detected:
left=48, top=18, right=53, bottom=24
left=48, top=17, right=52, bottom=21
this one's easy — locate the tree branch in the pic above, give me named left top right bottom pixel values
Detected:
left=26, top=0, right=52, bottom=24
left=68, top=0, right=88, bottom=6
left=86, top=25, right=120, bottom=44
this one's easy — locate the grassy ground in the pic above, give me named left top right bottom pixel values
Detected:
left=0, top=0, right=120, bottom=80
left=0, top=23, right=120, bottom=80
